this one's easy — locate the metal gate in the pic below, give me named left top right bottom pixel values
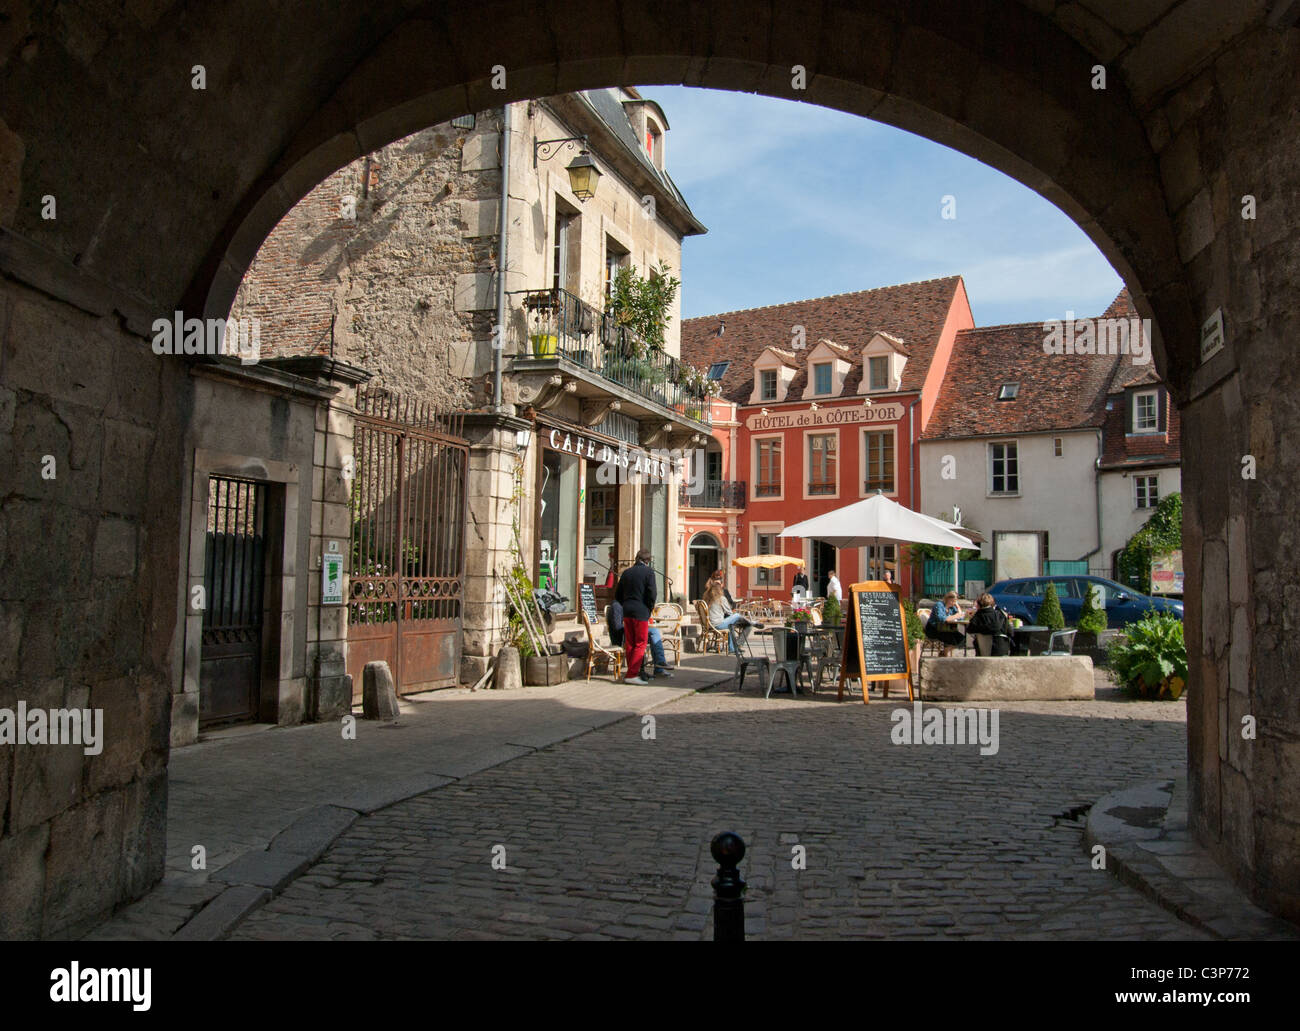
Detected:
left=200, top=476, right=269, bottom=726
left=348, top=387, right=468, bottom=697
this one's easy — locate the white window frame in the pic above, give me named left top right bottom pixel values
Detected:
left=752, top=434, right=784, bottom=503
left=804, top=429, right=840, bottom=501
left=813, top=362, right=833, bottom=395
left=1133, top=389, right=1159, bottom=434
left=860, top=427, right=897, bottom=497
left=1135, top=474, right=1159, bottom=510
left=751, top=523, right=784, bottom=587
left=759, top=368, right=778, bottom=401
left=989, top=441, right=1020, bottom=496
left=868, top=355, right=889, bottom=391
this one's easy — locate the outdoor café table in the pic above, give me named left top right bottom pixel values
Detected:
left=1011, top=624, right=1049, bottom=655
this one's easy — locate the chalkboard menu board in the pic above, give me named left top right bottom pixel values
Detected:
left=579, top=583, right=599, bottom=624
left=838, top=581, right=914, bottom=703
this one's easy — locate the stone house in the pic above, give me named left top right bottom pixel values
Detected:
left=919, top=290, right=1181, bottom=585
left=230, top=87, right=709, bottom=693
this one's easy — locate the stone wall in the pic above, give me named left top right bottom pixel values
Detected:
left=1151, top=22, right=1300, bottom=920
left=0, top=276, right=185, bottom=938
left=229, top=120, right=491, bottom=414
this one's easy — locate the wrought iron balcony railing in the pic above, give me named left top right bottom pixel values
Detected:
left=754, top=482, right=781, bottom=498
left=510, top=287, right=712, bottom=427
left=679, top=480, right=746, bottom=510
left=807, top=480, right=837, bottom=495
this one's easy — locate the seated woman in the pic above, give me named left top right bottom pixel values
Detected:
left=966, top=592, right=1015, bottom=656
left=705, top=579, right=754, bottom=655
left=925, top=591, right=967, bottom=657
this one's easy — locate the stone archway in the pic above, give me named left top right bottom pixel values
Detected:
left=688, top=532, right=723, bottom=602
left=2, top=2, right=1298, bottom=933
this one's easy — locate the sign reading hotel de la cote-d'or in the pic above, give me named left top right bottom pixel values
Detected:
left=745, top=402, right=904, bottom=432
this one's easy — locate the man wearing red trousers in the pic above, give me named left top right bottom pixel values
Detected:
left=615, top=548, right=657, bottom=685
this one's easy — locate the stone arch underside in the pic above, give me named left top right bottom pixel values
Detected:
left=2, top=1, right=1298, bottom=930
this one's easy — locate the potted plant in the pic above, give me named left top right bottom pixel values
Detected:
left=822, top=595, right=842, bottom=628
left=1075, top=583, right=1108, bottom=651
left=1106, top=612, right=1187, bottom=699
left=530, top=332, right=558, bottom=358
left=506, top=565, right=567, bottom=685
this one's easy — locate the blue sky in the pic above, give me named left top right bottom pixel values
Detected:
left=646, top=86, right=1123, bottom=327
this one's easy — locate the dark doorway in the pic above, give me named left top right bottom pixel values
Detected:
left=688, top=533, right=722, bottom=601
left=200, top=476, right=270, bottom=727
left=811, top=540, right=836, bottom=598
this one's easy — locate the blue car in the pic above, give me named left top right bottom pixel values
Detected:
left=987, top=575, right=1183, bottom=629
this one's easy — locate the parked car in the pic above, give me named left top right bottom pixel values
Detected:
left=987, top=575, right=1183, bottom=629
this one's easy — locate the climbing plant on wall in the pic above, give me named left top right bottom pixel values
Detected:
left=1117, top=492, right=1182, bottom=594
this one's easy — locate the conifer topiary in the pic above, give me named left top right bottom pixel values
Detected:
left=1038, top=582, right=1066, bottom=631
left=1077, top=583, right=1107, bottom=635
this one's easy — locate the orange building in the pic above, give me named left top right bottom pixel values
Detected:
left=681, top=276, right=974, bottom=600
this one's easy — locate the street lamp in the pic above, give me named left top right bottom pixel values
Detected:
left=534, top=134, right=602, bottom=201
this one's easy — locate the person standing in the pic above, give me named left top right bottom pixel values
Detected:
left=826, top=569, right=842, bottom=603
left=792, top=569, right=809, bottom=593
left=615, top=548, right=657, bottom=684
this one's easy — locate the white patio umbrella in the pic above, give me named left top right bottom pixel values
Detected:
left=779, top=494, right=971, bottom=582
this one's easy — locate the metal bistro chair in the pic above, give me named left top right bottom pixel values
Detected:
left=813, top=625, right=842, bottom=691
left=1042, top=629, right=1078, bottom=656
left=733, top=623, right=771, bottom=696
left=768, top=626, right=810, bottom=697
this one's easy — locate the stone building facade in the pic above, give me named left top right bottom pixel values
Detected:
left=232, top=89, right=710, bottom=686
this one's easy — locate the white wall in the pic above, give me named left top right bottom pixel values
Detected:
left=1100, top=464, right=1182, bottom=568
left=919, top=430, right=1101, bottom=565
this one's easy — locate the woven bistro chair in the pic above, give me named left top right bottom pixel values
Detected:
left=579, top=608, right=623, bottom=681
left=693, top=600, right=727, bottom=654
left=916, top=607, right=944, bottom=658
left=651, top=602, right=684, bottom=664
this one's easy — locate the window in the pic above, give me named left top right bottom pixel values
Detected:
left=759, top=368, right=777, bottom=400
left=808, top=434, right=837, bottom=494
left=553, top=207, right=577, bottom=292
left=645, top=122, right=662, bottom=166
left=705, top=450, right=722, bottom=482
left=603, top=238, right=629, bottom=299
left=868, top=356, right=889, bottom=391
left=998, top=383, right=1019, bottom=401
left=707, top=361, right=729, bottom=381
left=1133, top=390, right=1158, bottom=432
left=863, top=430, right=895, bottom=493
left=990, top=442, right=1019, bottom=494
left=813, top=362, right=832, bottom=395
left=587, top=486, right=616, bottom=529
left=1054, top=437, right=1063, bottom=457
left=1135, top=474, right=1159, bottom=509
left=755, top=439, right=782, bottom=497
left=756, top=531, right=779, bottom=585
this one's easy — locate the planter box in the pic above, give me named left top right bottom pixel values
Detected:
left=523, top=653, right=568, bottom=686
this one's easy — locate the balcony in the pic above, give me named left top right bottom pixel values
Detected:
left=864, top=479, right=895, bottom=494
left=808, top=480, right=837, bottom=496
left=754, top=482, right=780, bottom=498
left=679, top=480, right=746, bottom=510
left=509, top=287, right=712, bottom=429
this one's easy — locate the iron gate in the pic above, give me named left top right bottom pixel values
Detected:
left=201, top=476, right=269, bottom=726
left=348, top=387, right=468, bottom=697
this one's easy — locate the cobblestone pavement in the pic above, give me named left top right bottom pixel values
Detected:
left=232, top=687, right=1205, bottom=940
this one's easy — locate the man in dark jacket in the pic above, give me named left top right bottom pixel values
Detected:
left=615, top=548, right=657, bottom=684
left=607, top=600, right=673, bottom=678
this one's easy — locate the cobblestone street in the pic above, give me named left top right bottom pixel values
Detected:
left=231, top=687, right=1201, bottom=940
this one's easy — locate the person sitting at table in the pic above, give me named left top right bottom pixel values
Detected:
left=708, top=569, right=737, bottom=607
left=606, top=600, right=674, bottom=677
left=705, top=578, right=753, bottom=655
left=925, top=591, right=967, bottom=657
left=966, top=592, right=1016, bottom=656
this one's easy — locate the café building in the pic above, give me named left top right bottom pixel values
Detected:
left=680, top=276, right=976, bottom=598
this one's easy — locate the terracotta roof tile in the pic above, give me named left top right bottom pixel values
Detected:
left=922, top=321, right=1117, bottom=439
left=680, top=276, right=964, bottom=404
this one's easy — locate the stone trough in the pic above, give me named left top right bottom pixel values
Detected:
left=919, top=655, right=1094, bottom=702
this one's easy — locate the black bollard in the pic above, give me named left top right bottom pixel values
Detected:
left=710, top=831, right=746, bottom=941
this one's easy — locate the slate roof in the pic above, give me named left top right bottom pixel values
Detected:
left=575, top=88, right=704, bottom=233
left=680, top=276, right=965, bottom=405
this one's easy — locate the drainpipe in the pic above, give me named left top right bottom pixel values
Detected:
left=1081, top=429, right=1104, bottom=569
left=492, top=103, right=512, bottom=413
left=907, top=396, right=921, bottom=592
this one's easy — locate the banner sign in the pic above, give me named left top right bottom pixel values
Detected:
left=745, top=402, right=903, bottom=432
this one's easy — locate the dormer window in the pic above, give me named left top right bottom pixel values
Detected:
left=813, top=363, right=832, bottom=395
left=760, top=369, right=777, bottom=401
left=1133, top=389, right=1158, bottom=432
left=644, top=121, right=663, bottom=169
left=868, top=356, right=889, bottom=391
left=997, top=383, right=1019, bottom=401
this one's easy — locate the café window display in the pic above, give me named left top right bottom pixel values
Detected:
left=539, top=449, right=580, bottom=604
